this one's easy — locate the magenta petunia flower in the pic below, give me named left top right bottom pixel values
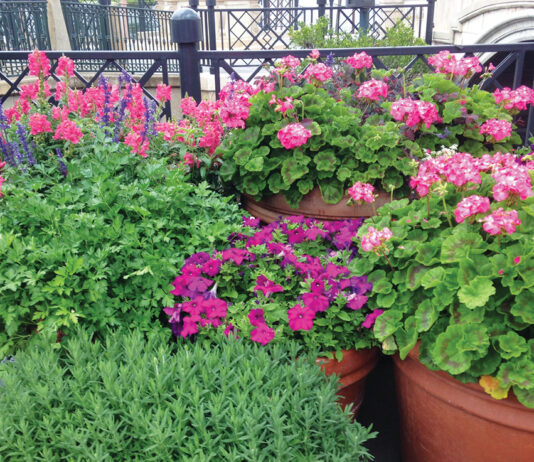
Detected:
left=224, top=323, right=238, bottom=337
left=250, top=324, right=275, bottom=345
left=203, top=298, right=228, bottom=319
left=362, top=309, right=384, bottom=329
left=221, top=248, right=252, bottom=266
left=180, top=317, right=198, bottom=337
left=310, top=279, right=325, bottom=294
left=302, top=292, right=330, bottom=312
left=186, top=276, right=214, bottom=292
left=288, top=304, right=316, bottom=331
left=201, top=259, right=222, bottom=277
left=253, top=275, right=284, bottom=297
left=248, top=308, right=266, bottom=327
left=346, top=294, right=368, bottom=310
left=181, top=264, right=202, bottom=278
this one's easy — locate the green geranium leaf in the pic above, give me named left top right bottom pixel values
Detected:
left=314, top=151, right=339, bottom=172
left=514, top=387, right=534, bottom=409
left=405, top=264, right=428, bottom=291
left=318, top=179, right=344, bottom=204
left=377, top=291, right=397, bottom=308
left=415, top=299, right=438, bottom=332
left=219, top=159, right=236, bottom=181
left=420, top=267, right=445, bottom=289
left=510, top=290, right=534, bottom=323
left=268, top=172, right=286, bottom=194
left=242, top=126, right=261, bottom=145
left=495, top=332, right=528, bottom=360
left=281, top=158, right=308, bottom=186
left=458, top=277, right=496, bottom=309
left=235, top=148, right=252, bottom=166
left=336, top=166, right=353, bottom=182
left=396, top=316, right=418, bottom=360
left=297, top=178, right=314, bottom=195
left=373, top=309, right=403, bottom=342
left=244, top=157, right=264, bottom=172
left=440, top=231, right=486, bottom=263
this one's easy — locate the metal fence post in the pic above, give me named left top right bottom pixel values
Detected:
left=360, top=8, right=369, bottom=35
left=425, top=0, right=436, bottom=44
left=206, top=0, right=217, bottom=51
left=172, top=8, right=202, bottom=102
left=188, top=0, right=199, bottom=11
left=317, top=0, right=326, bottom=18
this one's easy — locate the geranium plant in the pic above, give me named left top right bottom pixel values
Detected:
left=217, top=49, right=530, bottom=208
left=352, top=148, right=534, bottom=407
left=163, top=216, right=380, bottom=357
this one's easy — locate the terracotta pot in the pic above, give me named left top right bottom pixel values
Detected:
left=317, top=348, right=379, bottom=415
left=394, top=345, right=534, bottom=462
left=243, top=187, right=391, bottom=223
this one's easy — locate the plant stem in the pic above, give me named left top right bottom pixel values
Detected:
left=441, top=195, right=453, bottom=228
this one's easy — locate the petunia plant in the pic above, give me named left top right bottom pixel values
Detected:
left=352, top=148, right=534, bottom=407
left=163, top=216, right=380, bottom=357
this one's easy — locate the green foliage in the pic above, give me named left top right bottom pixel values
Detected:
left=289, top=17, right=427, bottom=73
left=354, top=155, right=534, bottom=407
left=0, top=328, right=376, bottom=461
left=0, top=141, right=244, bottom=355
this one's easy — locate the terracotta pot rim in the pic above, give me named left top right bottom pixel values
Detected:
left=394, top=345, right=534, bottom=431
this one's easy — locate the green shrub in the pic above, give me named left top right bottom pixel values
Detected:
left=0, top=140, right=244, bottom=355
left=289, top=17, right=427, bottom=73
left=0, top=329, right=376, bottom=461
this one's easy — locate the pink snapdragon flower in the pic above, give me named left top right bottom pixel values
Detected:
left=346, top=51, right=372, bottom=70
left=28, top=50, right=50, bottom=77
left=428, top=50, right=482, bottom=77
left=253, top=275, right=284, bottom=296
left=277, top=123, right=312, bottom=149
left=29, top=113, right=52, bottom=136
left=287, top=304, right=315, bottom=331
left=390, top=98, right=441, bottom=129
left=479, top=119, right=512, bottom=141
left=303, top=63, right=333, bottom=84
left=454, top=195, right=491, bottom=223
left=156, top=83, right=172, bottom=102
left=348, top=181, right=375, bottom=203
left=57, top=56, right=75, bottom=78
left=362, top=309, right=384, bottom=329
left=356, top=79, right=388, bottom=101
left=481, top=208, right=521, bottom=235
left=360, top=226, right=393, bottom=252
left=53, top=119, right=83, bottom=144
left=0, top=176, right=4, bottom=197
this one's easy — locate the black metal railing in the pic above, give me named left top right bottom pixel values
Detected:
left=0, top=50, right=174, bottom=119
left=0, top=0, right=51, bottom=75
left=2, top=43, right=534, bottom=142
left=60, top=1, right=181, bottom=72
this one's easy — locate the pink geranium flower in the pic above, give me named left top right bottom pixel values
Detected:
left=287, top=304, right=316, bottom=331
left=277, top=123, right=313, bottom=149
left=360, top=227, right=393, bottom=253
left=346, top=51, right=372, bottom=70
left=481, top=208, right=521, bottom=235
left=348, top=181, right=375, bottom=203
left=479, top=119, right=512, bottom=141
left=454, top=195, right=491, bottom=223
left=356, top=79, right=388, bottom=101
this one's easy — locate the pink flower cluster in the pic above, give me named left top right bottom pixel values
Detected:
left=253, top=275, right=284, bottom=296
left=269, top=95, right=294, bottom=114
left=411, top=151, right=532, bottom=236
left=427, top=50, right=482, bottom=77
left=454, top=195, right=490, bottom=223
left=277, top=123, right=313, bottom=149
left=493, top=85, right=534, bottom=111
left=356, top=79, right=388, bottom=102
left=478, top=119, right=513, bottom=142
left=28, top=49, right=50, bottom=77
left=347, top=181, right=375, bottom=203
left=345, top=52, right=373, bottom=70
left=29, top=113, right=52, bottom=136
left=360, top=226, right=393, bottom=253
left=390, top=98, right=441, bottom=129
left=481, top=208, right=521, bottom=235
left=303, top=63, right=333, bottom=84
